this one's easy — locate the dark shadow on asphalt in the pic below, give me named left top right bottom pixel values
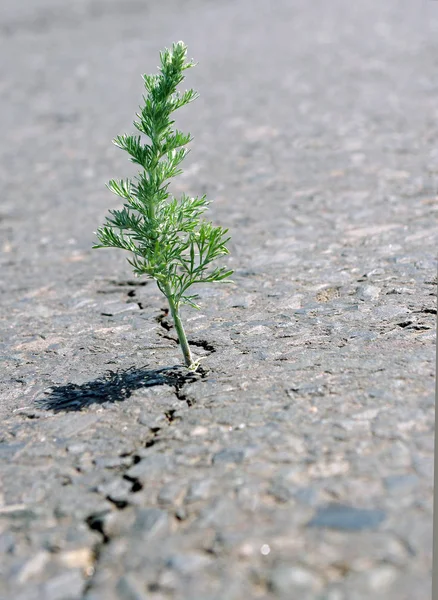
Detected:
left=36, top=365, right=200, bottom=413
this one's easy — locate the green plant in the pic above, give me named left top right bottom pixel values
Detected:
left=94, top=41, right=233, bottom=370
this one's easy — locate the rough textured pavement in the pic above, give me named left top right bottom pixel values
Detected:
left=0, top=1, right=437, bottom=599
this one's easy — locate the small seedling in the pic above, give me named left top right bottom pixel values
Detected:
left=94, top=41, right=233, bottom=370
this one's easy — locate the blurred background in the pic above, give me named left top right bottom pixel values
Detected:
left=1, top=0, right=437, bottom=286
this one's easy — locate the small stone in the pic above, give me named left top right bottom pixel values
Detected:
left=324, top=588, right=346, bottom=600
left=0, top=505, right=38, bottom=522
left=57, top=547, right=95, bottom=574
left=212, top=448, right=245, bottom=465
left=307, top=504, right=386, bottom=531
left=383, top=474, right=419, bottom=491
left=133, top=508, right=169, bottom=538
left=175, top=507, right=188, bottom=521
left=293, top=487, right=319, bottom=506
left=88, top=509, right=135, bottom=539
left=156, top=569, right=179, bottom=592
left=66, top=443, right=88, bottom=455
left=198, top=498, right=239, bottom=528
left=238, top=541, right=257, bottom=558
left=347, top=331, right=377, bottom=341
left=96, top=478, right=132, bottom=502
left=269, top=565, right=323, bottom=595
left=307, top=459, right=350, bottom=477
left=157, top=481, right=186, bottom=506
left=16, top=551, right=51, bottom=583
left=236, top=484, right=260, bottom=511
left=125, top=454, right=172, bottom=482
left=0, top=531, right=15, bottom=553
left=357, top=285, right=381, bottom=301
left=244, top=325, right=272, bottom=336
left=137, top=413, right=164, bottom=429
left=166, top=552, right=212, bottom=575
left=413, top=455, right=434, bottom=479
left=41, top=414, right=100, bottom=439
left=83, top=590, right=119, bottom=600
left=54, top=490, right=112, bottom=520
left=190, top=426, right=208, bottom=436
left=226, top=295, right=253, bottom=309
left=93, top=456, right=133, bottom=469
left=116, top=573, right=149, bottom=600
left=42, top=569, right=85, bottom=600
left=368, top=565, right=398, bottom=591
left=0, top=442, right=26, bottom=459
left=184, top=479, right=214, bottom=503
left=268, top=480, right=294, bottom=503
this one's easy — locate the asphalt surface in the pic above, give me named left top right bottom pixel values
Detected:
left=0, top=1, right=437, bottom=599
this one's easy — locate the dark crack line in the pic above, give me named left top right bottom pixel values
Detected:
left=83, top=515, right=110, bottom=595
left=81, top=365, right=207, bottom=593
left=189, top=339, right=216, bottom=353
left=83, top=443, right=149, bottom=592
left=155, top=307, right=172, bottom=332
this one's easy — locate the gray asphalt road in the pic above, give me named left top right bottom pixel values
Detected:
left=0, top=1, right=437, bottom=599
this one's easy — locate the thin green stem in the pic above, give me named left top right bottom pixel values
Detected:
left=163, top=282, right=193, bottom=368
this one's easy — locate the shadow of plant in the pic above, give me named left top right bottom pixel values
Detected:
left=36, top=365, right=200, bottom=413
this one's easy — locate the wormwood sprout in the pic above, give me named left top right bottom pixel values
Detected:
left=94, top=41, right=233, bottom=370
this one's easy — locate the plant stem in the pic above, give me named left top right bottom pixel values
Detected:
left=163, top=282, right=194, bottom=368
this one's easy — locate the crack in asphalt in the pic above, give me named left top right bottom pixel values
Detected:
left=80, top=369, right=205, bottom=594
